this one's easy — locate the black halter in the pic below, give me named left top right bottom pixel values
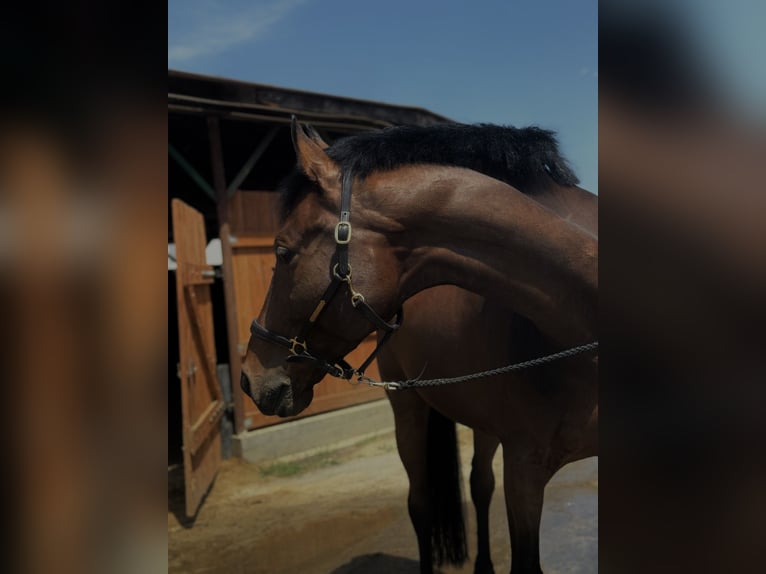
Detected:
left=249, top=170, right=403, bottom=380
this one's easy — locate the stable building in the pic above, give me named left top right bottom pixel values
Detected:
left=168, top=69, right=449, bottom=515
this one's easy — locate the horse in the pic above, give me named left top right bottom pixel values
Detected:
left=240, top=119, right=598, bottom=574
left=299, top=123, right=597, bottom=574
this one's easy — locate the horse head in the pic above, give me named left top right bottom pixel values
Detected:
left=240, top=119, right=402, bottom=416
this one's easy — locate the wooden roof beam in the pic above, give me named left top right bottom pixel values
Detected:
left=168, top=143, right=216, bottom=202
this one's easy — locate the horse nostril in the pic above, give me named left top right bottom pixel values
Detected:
left=240, top=372, right=252, bottom=396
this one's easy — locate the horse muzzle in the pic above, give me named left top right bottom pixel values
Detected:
left=240, top=367, right=290, bottom=415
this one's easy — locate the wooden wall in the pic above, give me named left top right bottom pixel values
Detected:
left=228, top=190, right=383, bottom=430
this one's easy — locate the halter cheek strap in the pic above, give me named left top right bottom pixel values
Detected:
left=249, top=169, right=403, bottom=380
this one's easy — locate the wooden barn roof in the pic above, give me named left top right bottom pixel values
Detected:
left=169, top=70, right=451, bottom=130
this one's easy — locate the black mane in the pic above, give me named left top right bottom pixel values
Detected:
left=280, top=122, right=579, bottom=219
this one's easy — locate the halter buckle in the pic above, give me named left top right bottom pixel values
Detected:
left=334, top=221, right=352, bottom=244
left=288, top=337, right=307, bottom=356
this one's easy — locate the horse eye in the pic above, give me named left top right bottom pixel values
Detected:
left=275, top=245, right=295, bottom=264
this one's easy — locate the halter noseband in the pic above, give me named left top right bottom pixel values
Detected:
left=249, top=170, right=403, bottom=380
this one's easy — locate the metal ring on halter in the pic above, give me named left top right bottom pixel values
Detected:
left=350, top=292, right=365, bottom=307
left=333, top=263, right=352, bottom=281
left=288, top=337, right=307, bottom=356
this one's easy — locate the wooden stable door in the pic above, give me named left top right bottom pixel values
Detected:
left=172, top=199, right=225, bottom=516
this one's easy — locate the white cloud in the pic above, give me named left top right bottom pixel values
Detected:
left=169, top=0, right=307, bottom=64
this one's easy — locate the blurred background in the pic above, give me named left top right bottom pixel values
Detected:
left=600, top=1, right=766, bottom=572
left=0, top=3, right=167, bottom=573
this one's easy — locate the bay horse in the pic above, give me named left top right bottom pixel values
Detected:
left=240, top=119, right=598, bottom=574
left=301, top=123, right=597, bottom=574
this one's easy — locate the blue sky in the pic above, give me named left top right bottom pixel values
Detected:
left=169, top=0, right=598, bottom=192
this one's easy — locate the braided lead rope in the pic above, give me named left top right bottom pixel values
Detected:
left=356, top=341, right=598, bottom=390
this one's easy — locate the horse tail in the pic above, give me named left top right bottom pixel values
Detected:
left=427, top=408, right=468, bottom=566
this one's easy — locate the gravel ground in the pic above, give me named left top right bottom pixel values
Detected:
left=169, top=426, right=597, bottom=574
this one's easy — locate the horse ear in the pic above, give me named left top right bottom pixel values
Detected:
left=291, top=116, right=339, bottom=191
left=304, top=124, right=329, bottom=149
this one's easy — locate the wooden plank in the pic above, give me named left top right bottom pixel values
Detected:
left=230, top=235, right=274, bottom=249
left=208, top=115, right=246, bottom=434
left=180, top=263, right=215, bottom=286
left=188, top=399, right=225, bottom=454
left=230, top=244, right=277, bottom=361
left=184, top=286, right=223, bottom=402
left=228, top=190, right=281, bottom=236
left=172, top=198, right=223, bottom=517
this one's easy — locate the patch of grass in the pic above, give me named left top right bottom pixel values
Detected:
left=259, top=450, right=340, bottom=478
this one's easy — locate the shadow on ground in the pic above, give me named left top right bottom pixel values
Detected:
left=330, top=553, right=435, bottom=574
left=168, top=463, right=216, bottom=529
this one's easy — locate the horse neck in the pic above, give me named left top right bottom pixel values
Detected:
left=531, top=179, right=598, bottom=237
left=364, top=166, right=598, bottom=346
